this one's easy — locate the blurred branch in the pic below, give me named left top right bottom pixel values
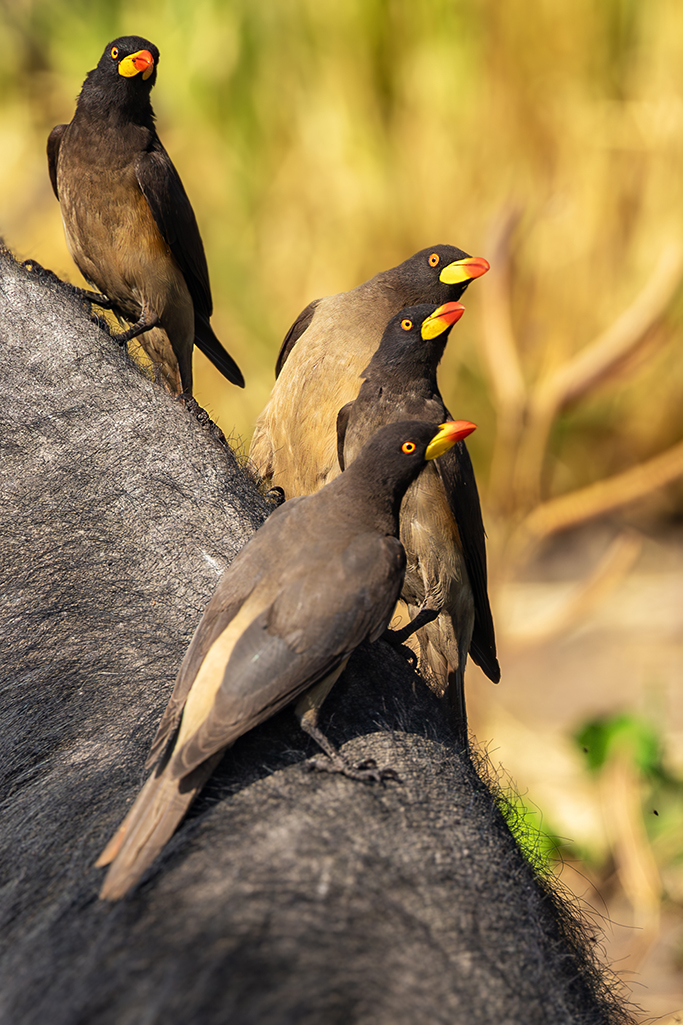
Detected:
left=600, top=751, right=661, bottom=954
left=535, top=241, right=683, bottom=416
left=481, top=207, right=527, bottom=513
left=505, top=529, right=642, bottom=648
left=511, top=436, right=683, bottom=555
left=510, top=241, right=683, bottom=512
left=480, top=207, right=527, bottom=412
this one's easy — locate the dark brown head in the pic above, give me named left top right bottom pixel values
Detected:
left=362, top=301, right=465, bottom=384
left=383, top=245, right=489, bottom=306
left=346, top=419, right=476, bottom=520
left=77, top=36, right=160, bottom=123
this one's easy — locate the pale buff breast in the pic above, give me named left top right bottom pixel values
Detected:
left=400, top=466, right=473, bottom=618
left=249, top=290, right=396, bottom=496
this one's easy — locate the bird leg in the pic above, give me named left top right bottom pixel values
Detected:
left=386, top=583, right=443, bottom=646
left=68, top=286, right=115, bottom=309
left=388, top=603, right=439, bottom=645
left=110, top=311, right=161, bottom=346
left=295, top=673, right=401, bottom=784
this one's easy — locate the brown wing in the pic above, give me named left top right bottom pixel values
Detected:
left=47, top=124, right=66, bottom=200
left=135, top=139, right=244, bottom=387
left=135, top=139, right=212, bottom=317
left=436, top=439, right=500, bottom=683
left=142, top=500, right=312, bottom=769
left=275, top=299, right=321, bottom=377
left=144, top=591, right=247, bottom=770
left=336, top=402, right=353, bottom=472
left=172, top=530, right=405, bottom=775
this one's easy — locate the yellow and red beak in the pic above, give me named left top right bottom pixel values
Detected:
left=421, top=301, right=465, bottom=340
left=118, top=50, right=155, bottom=80
left=425, top=420, right=477, bottom=461
left=439, top=255, right=490, bottom=286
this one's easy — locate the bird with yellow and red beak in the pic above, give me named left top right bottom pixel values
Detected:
left=337, top=301, right=500, bottom=747
left=249, top=244, right=489, bottom=496
left=95, top=418, right=476, bottom=901
left=47, top=35, right=244, bottom=396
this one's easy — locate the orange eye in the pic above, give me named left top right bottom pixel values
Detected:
left=401, top=318, right=413, bottom=331
left=428, top=253, right=439, bottom=267
left=402, top=441, right=416, bottom=454
left=111, top=47, right=119, bottom=59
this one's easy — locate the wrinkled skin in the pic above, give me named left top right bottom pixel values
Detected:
left=0, top=249, right=631, bottom=1025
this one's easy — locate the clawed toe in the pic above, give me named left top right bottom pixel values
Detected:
left=21, top=260, right=63, bottom=286
left=305, top=753, right=401, bottom=785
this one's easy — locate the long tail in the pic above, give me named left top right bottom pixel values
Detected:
left=96, top=753, right=222, bottom=901
left=446, top=665, right=469, bottom=754
left=414, top=617, right=470, bottom=753
left=194, top=312, right=245, bottom=388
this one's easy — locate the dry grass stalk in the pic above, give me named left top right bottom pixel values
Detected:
left=505, top=529, right=642, bottom=648
left=512, top=437, right=683, bottom=555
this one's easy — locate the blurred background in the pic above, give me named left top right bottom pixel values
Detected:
left=1, top=0, right=682, bottom=1016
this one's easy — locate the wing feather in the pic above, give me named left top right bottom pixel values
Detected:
left=47, top=124, right=66, bottom=200
left=274, top=299, right=322, bottom=377
left=436, top=439, right=500, bottom=682
left=135, top=141, right=212, bottom=318
left=172, top=531, right=405, bottom=776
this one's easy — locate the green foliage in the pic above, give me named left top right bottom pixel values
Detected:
left=575, top=711, right=683, bottom=873
left=576, top=713, right=662, bottom=776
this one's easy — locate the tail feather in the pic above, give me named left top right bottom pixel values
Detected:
left=97, top=754, right=221, bottom=901
left=194, top=312, right=245, bottom=388
left=413, top=614, right=470, bottom=752
left=446, top=665, right=469, bottom=754
left=95, top=769, right=166, bottom=869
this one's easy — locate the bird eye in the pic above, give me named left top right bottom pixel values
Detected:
left=402, top=441, right=416, bottom=454
left=428, top=253, right=440, bottom=267
left=111, top=47, right=119, bottom=59
left=401, top=318, right=413, bottom=331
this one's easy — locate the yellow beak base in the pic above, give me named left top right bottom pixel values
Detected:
left=439, top=256, right=490, bottom=286
left=118, top=50, right=155, bottom=80
left=425, top=420, right=477, bottom=461
left=420, top=301, right=465, bottom=340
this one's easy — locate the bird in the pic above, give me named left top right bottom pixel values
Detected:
left=95, top=418, right=477, bottom=900
left=47, top=35, right=244, bottom=397
left=249, top=244, right=489, bottom=496
left=336, top=301, right=500, bottom=745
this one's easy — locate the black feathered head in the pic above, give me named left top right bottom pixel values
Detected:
left=77, top=36, right=160, bottom=122
left=362, top=301, right=465, bottom=380
left=387, top=245, right=489, bottom=306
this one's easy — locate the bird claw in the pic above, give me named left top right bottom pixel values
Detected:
left=380, top=630, right=419, bottom=670
left=21, top=262, right=115, bottom=312
left=20, top=259, right=64, bottom=287
left=305, top=753, right=401, bottom=785
left=397, top=643, right=419, bottom=671
left=266, top=486, right=286, bottom=509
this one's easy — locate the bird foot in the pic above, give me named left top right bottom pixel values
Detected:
left=110, top=312, right=160, bottom=346
left=20, top=259, right=64, bottom=287
left=381, top=631, right=419, bottom=670
left=20, top=262, right=115, bottom=310
left=266, top=486, right=286, bottom=509
left=67, top=285, right=114, bottom=308
left=305, top=753, right=401, bottom=784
